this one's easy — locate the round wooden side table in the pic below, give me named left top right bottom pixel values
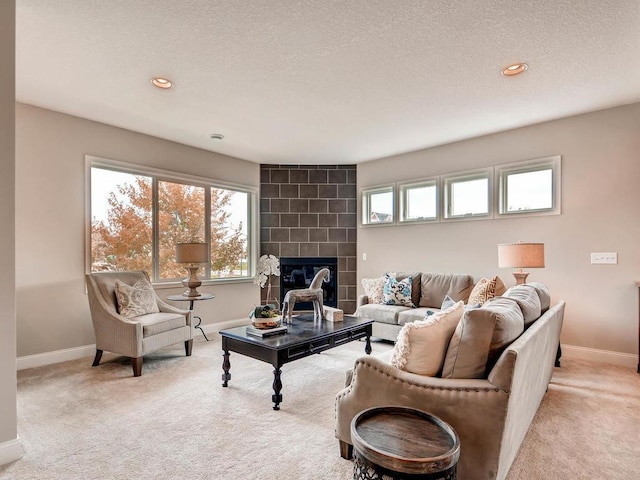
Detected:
left=351, top=406, right=460, bottom=480
left=167, top=293, right=215, bottom=341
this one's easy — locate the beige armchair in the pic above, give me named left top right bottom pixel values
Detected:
left=86, top=271, right=193, bottom=377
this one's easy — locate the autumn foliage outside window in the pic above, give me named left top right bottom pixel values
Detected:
left=91, top=166, right=251, bottom=281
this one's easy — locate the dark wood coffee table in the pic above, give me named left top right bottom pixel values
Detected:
left=219, top=314, right=373, bottom=410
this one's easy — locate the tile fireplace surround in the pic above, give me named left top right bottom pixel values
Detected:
left=260, top=164, right=357, bottom=314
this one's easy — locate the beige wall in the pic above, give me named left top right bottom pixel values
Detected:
left=358, top=103, right=640, bottom=359
left=0, top=0, right=20, bottom=458
left=15, top=103, right=260, bottom=357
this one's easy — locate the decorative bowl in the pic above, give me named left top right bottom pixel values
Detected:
left=251, top=316, right=282, bottom=329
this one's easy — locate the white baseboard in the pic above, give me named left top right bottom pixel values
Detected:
left=198, top=318, right=248, bottom=337
left=17, top=344, right=96, bottom=371
left=562, top=344, right=638, bottom=369
left=16, top=319, right=250, bottom=371
left=0, top=438, right=24, bottom=466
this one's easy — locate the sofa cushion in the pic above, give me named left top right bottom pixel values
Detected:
left=526, top=282, right=551, bottom=313
left=398, top=308, right=435, bottom=326
left=442, top=297, right=524, bottom=379
left=467, top=276, right=507, bottom=306
left=383, top=275, right=415, bottom=307
left=503, top=285, right=542, bottom=327
left=390, top=302, right=464, bottom=376
left=136, top=312, right=187, bottom=337
left=356, top=303, right=411, bottom=325
left=114, top=278, right=160, bottom=319
left=361, top=276, right=386, bottom=304
left=419, top=273, right=475, bottom=308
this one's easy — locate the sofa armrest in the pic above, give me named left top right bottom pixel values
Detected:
left=335, top=355, right=509, bottom=479
left=357, top=294, right=369, bottom=308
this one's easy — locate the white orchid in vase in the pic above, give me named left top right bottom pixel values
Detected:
left=254, top=254, right=281, bottom=308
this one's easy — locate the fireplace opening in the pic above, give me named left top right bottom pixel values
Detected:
left=279, top=257, right=338, bottom=311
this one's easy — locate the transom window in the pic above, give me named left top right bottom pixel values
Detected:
left=443, top=170, right=492, bottom=219
left=362, top=186, right=394, bottom=225
left=399, top=179, right=438, bottom=223
left=497, top=156, right=560, bottom=215
left=88, top=157, right=255, bottom=282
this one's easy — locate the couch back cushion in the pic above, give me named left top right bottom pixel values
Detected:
left=441, top=297, right=524, bottom=378
left=525, top=282, right=551, bottom=313
left=419, top=273, right=474, bottom=308
left=502, top=285, right=542, bottom=327
left=390, top=301, right=464, bottom=376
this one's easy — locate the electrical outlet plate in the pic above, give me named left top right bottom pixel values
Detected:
left=590, top=252, right=617, bottom=264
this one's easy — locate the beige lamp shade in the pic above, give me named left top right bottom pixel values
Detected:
left=175, top=242, right=210, bottom=264
left=498, top=242, right=545, bottom=268
left=498, top=242, right=545, bottom=285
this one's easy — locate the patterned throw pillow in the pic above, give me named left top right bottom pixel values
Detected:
left=361, top=277, right=386, bottom=304
left=467, top=276, right=507, bottom=306
left=440, top=295, right=457, bottom=310
left=114, top=278, right=160, bottom=319
left=390, top=301, right=464, bottom=376
left=383, top=275, right=414, bottom=307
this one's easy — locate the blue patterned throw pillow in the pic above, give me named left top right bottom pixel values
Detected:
left=383, top=275, right=414, bottom=307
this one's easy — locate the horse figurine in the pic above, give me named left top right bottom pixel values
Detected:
left=282, top=268, right=330, bottom=323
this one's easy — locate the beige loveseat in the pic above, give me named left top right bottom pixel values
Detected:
left=356, top=272, right=475, bottom=341
left=336, top=284, right=565, bottom=480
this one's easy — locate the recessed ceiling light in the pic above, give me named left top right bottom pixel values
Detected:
left=210, top=134, right=224, bottom=140
left=151, top=77, right=173, bottom=89
left=501, top=63, right=528, bottom=76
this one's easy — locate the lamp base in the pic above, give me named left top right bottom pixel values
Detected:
left=182, top=266, right=202, bottom=297
left=512, top=271, right=530, bottom=285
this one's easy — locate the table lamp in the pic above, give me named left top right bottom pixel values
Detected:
left=175, top=242, right=210, bottom=297
left=498, top=242, right=545, bottom=285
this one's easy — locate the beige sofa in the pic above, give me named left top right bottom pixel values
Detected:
left=336, top=285, right=565, bottom=480
left=356, top=272, right=475, bottom=341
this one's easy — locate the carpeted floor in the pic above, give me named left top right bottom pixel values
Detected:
left=1, top=337, right=639, bottom=479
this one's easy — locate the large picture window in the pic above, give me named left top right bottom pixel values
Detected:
left=88, top=157, right=255, bottom=282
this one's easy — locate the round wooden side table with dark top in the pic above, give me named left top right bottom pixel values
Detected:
left=351, top=406, right=460, bottom=480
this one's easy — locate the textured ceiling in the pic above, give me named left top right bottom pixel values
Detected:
left=16, top=0, right=640, bottom=165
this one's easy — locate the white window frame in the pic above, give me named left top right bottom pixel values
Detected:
left=398, top=178, right=439, bottom=224
left=496, top=155, right=561, bottom=217
left=85, top=155, right=258, bottom=286
left=442, top=168, right=493, bottom=221
left=361, top=185, right=395, bottom=226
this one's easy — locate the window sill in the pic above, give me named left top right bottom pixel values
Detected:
left=152, top=277, right=256, bottom=290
